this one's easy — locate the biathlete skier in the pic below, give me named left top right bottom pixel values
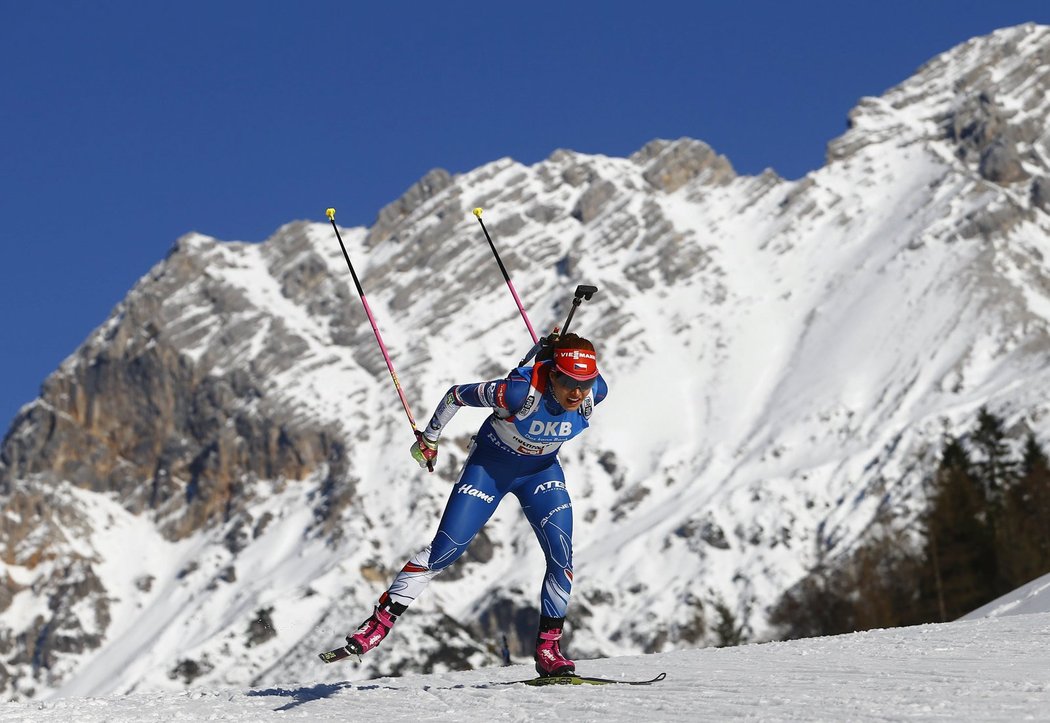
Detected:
left=345, top=333, right=607, bottom=676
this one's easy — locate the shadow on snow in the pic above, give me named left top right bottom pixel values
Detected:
left=247, top=681, right=381, bottom=711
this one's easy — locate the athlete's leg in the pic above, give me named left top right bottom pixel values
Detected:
left=348, top=454, right=506, bottom=653
left=515, top=461, right=576, bottom=674
left=385, top=456, right=504, bottom=608
left=515, top=462, right=574, bottom=618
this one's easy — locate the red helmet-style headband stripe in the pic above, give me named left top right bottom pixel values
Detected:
left=553, top=347, right=599, bottom=381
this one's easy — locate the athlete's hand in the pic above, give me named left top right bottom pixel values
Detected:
left=411, top=431, right=438, bottom=469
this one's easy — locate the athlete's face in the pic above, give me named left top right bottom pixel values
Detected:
left=549, top=370, right=594, bottom=411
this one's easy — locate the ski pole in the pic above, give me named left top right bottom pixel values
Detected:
left=326, top=208, right=432, bottom=473
left=472, top=208, right=539, bottom=344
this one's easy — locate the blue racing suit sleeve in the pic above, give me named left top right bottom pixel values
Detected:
left=421, top=376, right=530, bottom=443
left=593, top=373, right=609, bottom=405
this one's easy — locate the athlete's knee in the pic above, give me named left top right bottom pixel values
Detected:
left=428, top=531, right=473, bottom=571
left=386, top=545, right=441, bottom=607
left=406, top=546, right=433, bottom=571
left=394, top=545, right=441, bottom=582
left=540, top=521, right=573, bottom=569
left=549, top=560, right=573, bottom=587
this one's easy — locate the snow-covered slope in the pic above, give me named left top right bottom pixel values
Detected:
left=963, top=570, right=1050, bottom=620
left=2, top=23, right=1050, bottom=700
left=5, top=613, right=1050, bottom=722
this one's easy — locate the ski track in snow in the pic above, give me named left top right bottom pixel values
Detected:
left=5, top=611, right=1050, bottom=722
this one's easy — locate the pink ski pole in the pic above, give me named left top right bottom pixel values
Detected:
left=472, top=208, right=539, bottom=344
left=326, top=208, right=432, bottom=472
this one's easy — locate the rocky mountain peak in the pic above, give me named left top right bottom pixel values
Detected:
left=631, top=137, right=737, bottom=192
left=366, top=167, right=457, bottom=246
left=829, top=24, right=1050, bottom=184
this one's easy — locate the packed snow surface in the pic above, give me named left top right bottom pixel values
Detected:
left=6, top=611, right=1050, bottom=722
left=963, top=570, right=1050, bottom=621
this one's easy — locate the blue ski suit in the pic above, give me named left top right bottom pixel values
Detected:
left=385, top=361, right=608, bottom=618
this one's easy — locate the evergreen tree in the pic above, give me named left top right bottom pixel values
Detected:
left=971, top=407, right=1017, bottom=502
left=768, top=562, right=855, bottom=640
left=850, top=518, right=923, bottom=629
left=970, top=408, right=1017, bottom=596
left=711, top=598, right=747, bottom=648
left=771, top=413, right=1050, bottom=642
left=769, top=517, right=922, bottom=639
left=997, top=433, right=1050, bottom=589
left=918, top=437, right=997, bottom=621
left=1021, top=432, right=1048, bottom=476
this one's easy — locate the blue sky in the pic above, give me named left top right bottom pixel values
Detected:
left=2, top=1, right=1048, bottom=429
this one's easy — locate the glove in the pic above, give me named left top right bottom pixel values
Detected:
left=411, top=431, right=438, bottom=469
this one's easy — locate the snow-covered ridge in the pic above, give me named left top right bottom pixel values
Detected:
left=1, top=23, right=1050, bottom=701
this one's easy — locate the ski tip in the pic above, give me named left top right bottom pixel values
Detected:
left=472, top=207, right=483, bottom=218
left=326, top=207, right=336, bottom=221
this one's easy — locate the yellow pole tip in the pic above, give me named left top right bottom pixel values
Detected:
left=472, top=207, right=483, bottom=217
left=325, top=208, right=336, bottom=220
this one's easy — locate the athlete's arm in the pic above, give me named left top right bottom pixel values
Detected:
left=421, top=377, right=529, bottom=443
left=592, top=373, right=609, bottom=405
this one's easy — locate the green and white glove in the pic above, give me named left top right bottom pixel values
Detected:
left=411, top=431, right=438, bottom=469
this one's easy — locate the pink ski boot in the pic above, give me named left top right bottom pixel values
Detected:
left=346, top=596, right=405, bottom=655
left=535, top=616, right=575, bottom=677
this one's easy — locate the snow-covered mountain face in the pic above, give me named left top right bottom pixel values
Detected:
left=2, top=22, right=1050, bottom=701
